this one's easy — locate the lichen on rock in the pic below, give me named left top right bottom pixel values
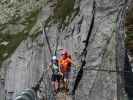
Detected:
left=0, top=0, right=46, bottom=65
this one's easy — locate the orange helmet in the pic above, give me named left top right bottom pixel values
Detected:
left=61, top=49, right=68, bottom=55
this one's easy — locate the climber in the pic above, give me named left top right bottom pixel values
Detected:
left=59, top=49, right=77, bottom=93
left=48, top=56, right=60, bottom=94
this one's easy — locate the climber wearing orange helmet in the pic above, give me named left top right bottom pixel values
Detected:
left=59, top=49, right=75, bottom=92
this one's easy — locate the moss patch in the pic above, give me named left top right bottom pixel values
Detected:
left=53, top=0, right=75, bottom=23
left=0, top=9, right=40, bottom=66
left=125, top=7, right=133, bottom=49
left=0, top=33, right=27, bottom=60
left=125, top=32, right=133, bottom=49
left=44, top=0, right=79, bottom=29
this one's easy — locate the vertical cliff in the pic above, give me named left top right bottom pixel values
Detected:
left=0, top=0, right=131, bottom=100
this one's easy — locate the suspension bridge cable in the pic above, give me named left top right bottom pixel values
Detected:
left=83, top=67, right=133, bottom=73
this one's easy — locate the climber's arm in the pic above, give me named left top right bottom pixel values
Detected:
left=68, top=58, right=80, bottom=68
left=47, top=63, right=52, bottom=71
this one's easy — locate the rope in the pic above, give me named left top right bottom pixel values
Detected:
left=42, top=24, right=53, bottom=57
left=41, top=23, right=60, bottom=57
left=32, top=70, right=46, bottom=92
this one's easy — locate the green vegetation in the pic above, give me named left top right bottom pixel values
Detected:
left=45, top=0, right=79, bottom=29
left=0, top=9, right=40, bottom=65
left=0, top=33, right=27, bottom=61
left=125, top=7, right=133, bottom=49
left=125, top=32, right=133, bottom=48
left=23, top=8, right=40, bottom=37
left=53, top=0, right=75, bottom=23
left=126, top=32, right=133, bottom=40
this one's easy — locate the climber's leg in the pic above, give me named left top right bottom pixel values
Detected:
left=64, top=72, right=70, bottom=93
left=51, top=74, right=56, bottom=92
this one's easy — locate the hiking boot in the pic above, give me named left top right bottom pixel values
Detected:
left=54, top=90, right=58, bottom=95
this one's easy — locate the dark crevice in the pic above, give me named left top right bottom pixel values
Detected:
left=115, top=0, right=129, bottom=99
left=72, top=0, right=96, bottom=95
left=124, top=49, right=133, bottom=99
left=77, top=16, right=84, bottom=34
left=124, top=0, right=133, bottom=99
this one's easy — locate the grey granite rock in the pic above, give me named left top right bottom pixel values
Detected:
left=0, top=0, right=132, bottom=100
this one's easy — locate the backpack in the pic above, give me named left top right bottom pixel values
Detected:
left=51, top=59, right=59, bottom=74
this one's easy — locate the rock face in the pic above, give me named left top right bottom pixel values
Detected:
left=0, top=0, right=131, bottom=100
